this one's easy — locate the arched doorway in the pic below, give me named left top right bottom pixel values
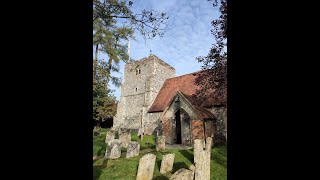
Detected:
left=174, top=108, right=191, bottom=146
left=175, top=109, right=182, bottom=144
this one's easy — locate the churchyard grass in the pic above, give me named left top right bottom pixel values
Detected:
left=93, top=128, right=227, bottom=179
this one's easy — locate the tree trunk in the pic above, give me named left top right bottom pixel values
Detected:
left=94, top=44, right=99, bottom=79
left=108, top=58, right=112, bottom=76
left=105, top=57, right=113, bottom=91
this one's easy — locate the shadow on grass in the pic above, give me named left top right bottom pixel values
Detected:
left=93, top=159, right=108, bottom=180
left=97, top=147, right=105, bottom=156
left=172, top=162, right=189, bottom=172
left=153, top=175, right=169, bottom=180
left=215, top=146, right=227, bottom=156
left=93, top=166, right=102, bottom=180
left=211, top=145, right=227, bottom=168
left=179, top=150, right=194, bottom=163
left=156, top=159, right=162, bottom=171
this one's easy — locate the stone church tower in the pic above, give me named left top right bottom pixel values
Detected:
left=113, top=55, right=175, bottom=134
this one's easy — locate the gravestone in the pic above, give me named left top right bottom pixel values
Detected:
left=193, top=139, right=204, bottom=165
left=105, top=130, right=115, bottom=144
left=107, top=139, right=121, bottom=148
left=136, top=153, right=156, bottom=180
left=105, top=141, right=122, bottom=159
left=194, top=139, right=210, bottom=180
left=126, top=141, right=140, bottom=158
left=169, top=168, right=194, bottom=180
left=205, top=137, right=213, bottom=152
left=156, top=135, right=166, bottom=151
left=189, top=164, right=196, bottom=179
left=138, top=128, right=144, bottom=141
left=194, top=150, right=210, bottom=180
left=160, top=153, right=175, bottom=174
left=205, top=149, right=210, bottom=180
left=119, top=129, right=131, bottom=148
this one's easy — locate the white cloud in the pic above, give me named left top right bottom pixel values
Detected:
left=105, top=0, right=220, bottom=100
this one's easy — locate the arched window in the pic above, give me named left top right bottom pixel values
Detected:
left=135, top=87, right=137, bottom=91
left=136, top=69, right=138, bottom=75
left=139, top=69, right=141, bottom=74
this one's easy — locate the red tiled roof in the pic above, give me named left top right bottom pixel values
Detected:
left=148, top=70, right=216, bottom=113
left=181, top=92, right=215, bottom=119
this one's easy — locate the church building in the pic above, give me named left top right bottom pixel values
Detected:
left=113, top=55, right=226, bottom=146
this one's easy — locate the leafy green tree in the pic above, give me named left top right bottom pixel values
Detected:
left=93, top=0, right=169, bottom=128
left=196, top=0, right=227, bottom=106
left=195, top=0, right=227, bottom=143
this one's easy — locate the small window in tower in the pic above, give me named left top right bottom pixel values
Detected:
left=135, top=88, right=137, bottom=91
left=136, top=69, right=138, bottom=75
left=139, top=69, right=141, bottom=74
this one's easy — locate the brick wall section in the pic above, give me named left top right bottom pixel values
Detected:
left=191, top=120, right=205, bottom=141
left=162, top=118, right=172, bottom=144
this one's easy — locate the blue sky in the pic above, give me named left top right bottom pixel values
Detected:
left=101, top=0, right=220, bottom=100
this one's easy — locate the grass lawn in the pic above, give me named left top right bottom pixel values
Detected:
left=93, top=128, right=227, bottom=180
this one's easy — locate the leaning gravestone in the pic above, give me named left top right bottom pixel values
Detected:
left=193, top=139, right=204, bottom=165
left=138, top=128, right=144, bottom=141
left=156, top=135, right=166, bottom=151
left=205, top=137, right=213, bottom=152
left=104, top=140, right=122, bottom=159
left=189, top=164, right=196, bottom=179
left=169, top=168, right=194, bottom=180
left=126, top=141, right=140, bottom=158
left=194, top=149, right=210, bottom=180
left=205, top=150, right=210, bottom=180
left=160, top=153, right=175, bottom=174
left=205, top=137, right=212, bottom=179
left=107, top=139, right=121, bottom=148
left=136, top=153, right=156, bottom=180
left=105, top=130, right=115, bottom=144
left=119, top=129, right=131, bottom=148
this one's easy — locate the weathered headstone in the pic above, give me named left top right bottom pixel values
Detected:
left=126, top=141, right=140, bottom=158
left=194, top=138, right=211, bottom=180
left=169, top=168, right=194, bottom=180
left=107, top=139, right=121, bottom=148
left=156, top=135, right=166, bottom=151
left=205, top=137, right=212, bottom=180
left=205, top=137, right=213, bottom=152
left=138, top=128, right=144, bottom=141
left=136, top=153, right=156, bottom=180
left=105, top=141, right=122, bottom=159
left=205, top=150, right=210, bottom=180
left=193, top=139, right=204, bottom=165
left=119, top=129, right=131, bottom=148
left=194, top=150, right=210, bottom=180
left=189, top=164, right=196, bottom=179
left=105, top=130, right=115, bottom=144
left=160, top=153, right=175, bottom=174
left=189, top=164, right=195, bottom=172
